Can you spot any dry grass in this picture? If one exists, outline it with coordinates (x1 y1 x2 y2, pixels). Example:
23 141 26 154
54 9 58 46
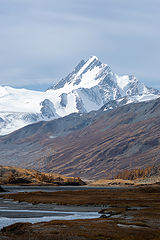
90 178 135 186
1 218 160 240
2 185 160 206
0 165 85 186
1 186 160 239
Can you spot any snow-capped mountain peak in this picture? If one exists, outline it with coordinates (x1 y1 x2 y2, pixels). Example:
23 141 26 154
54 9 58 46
50 56 112 98
51 55 108 92
0 56 159 135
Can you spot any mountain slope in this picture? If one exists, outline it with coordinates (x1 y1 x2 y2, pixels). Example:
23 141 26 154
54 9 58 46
0 97 160 180
0 56 159 135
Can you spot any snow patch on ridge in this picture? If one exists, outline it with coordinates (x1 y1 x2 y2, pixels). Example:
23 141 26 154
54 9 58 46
116 75 130 90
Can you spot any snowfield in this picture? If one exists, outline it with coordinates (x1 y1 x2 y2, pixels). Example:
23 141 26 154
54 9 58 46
0 56 159 135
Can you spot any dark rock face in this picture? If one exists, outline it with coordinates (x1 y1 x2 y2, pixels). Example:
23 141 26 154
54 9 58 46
40 99 57 119
75 96 86 113
0 118 4 123
0 118 5 128
99 214 108 218
81 87 102 105
22 113 39 122
148 164 160 178
60 93 67 107
53 60 86 90
8 178 32 184
0 186 6 192
1 222 32 234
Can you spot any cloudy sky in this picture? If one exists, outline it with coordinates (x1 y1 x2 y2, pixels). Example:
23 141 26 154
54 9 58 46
0 0 160 91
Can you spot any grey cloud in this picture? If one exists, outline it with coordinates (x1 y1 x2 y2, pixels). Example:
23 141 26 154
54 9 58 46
0 0 159 90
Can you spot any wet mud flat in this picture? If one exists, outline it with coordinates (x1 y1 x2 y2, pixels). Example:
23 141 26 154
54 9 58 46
0 185 160 240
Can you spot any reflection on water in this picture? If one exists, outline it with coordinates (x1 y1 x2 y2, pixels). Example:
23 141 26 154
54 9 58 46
0 186 103 229
0 210 99 230
1 185 116 194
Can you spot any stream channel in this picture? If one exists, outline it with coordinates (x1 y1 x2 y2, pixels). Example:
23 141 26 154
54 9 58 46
0 185 112 229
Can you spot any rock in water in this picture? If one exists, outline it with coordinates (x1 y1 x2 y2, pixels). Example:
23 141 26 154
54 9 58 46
0 186 6 192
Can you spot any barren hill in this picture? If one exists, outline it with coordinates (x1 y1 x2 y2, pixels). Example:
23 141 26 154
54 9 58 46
0 98 160 180
0 165 85 185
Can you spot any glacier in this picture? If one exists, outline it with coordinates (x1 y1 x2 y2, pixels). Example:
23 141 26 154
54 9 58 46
0 56 159 135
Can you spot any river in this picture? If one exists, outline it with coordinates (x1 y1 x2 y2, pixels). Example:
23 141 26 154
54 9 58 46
0 185 110 229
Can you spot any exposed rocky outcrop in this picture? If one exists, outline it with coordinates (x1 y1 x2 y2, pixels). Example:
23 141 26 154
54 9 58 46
40 99 59 119
0 186 5 192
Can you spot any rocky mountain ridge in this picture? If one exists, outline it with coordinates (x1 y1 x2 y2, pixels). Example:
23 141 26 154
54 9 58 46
0 56 159 135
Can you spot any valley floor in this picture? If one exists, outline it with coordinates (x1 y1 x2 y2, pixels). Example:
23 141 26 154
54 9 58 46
0 185 160 239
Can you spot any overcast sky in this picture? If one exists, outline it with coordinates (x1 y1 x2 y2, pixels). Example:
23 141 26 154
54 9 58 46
0 0 159 91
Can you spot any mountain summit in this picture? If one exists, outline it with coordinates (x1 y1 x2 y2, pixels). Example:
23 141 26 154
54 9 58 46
0 56 159 135
49 56 159 113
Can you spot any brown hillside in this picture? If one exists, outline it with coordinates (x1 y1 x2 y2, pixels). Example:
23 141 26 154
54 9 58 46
115 166 153 180
0 98 160 180
0 165 85 185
